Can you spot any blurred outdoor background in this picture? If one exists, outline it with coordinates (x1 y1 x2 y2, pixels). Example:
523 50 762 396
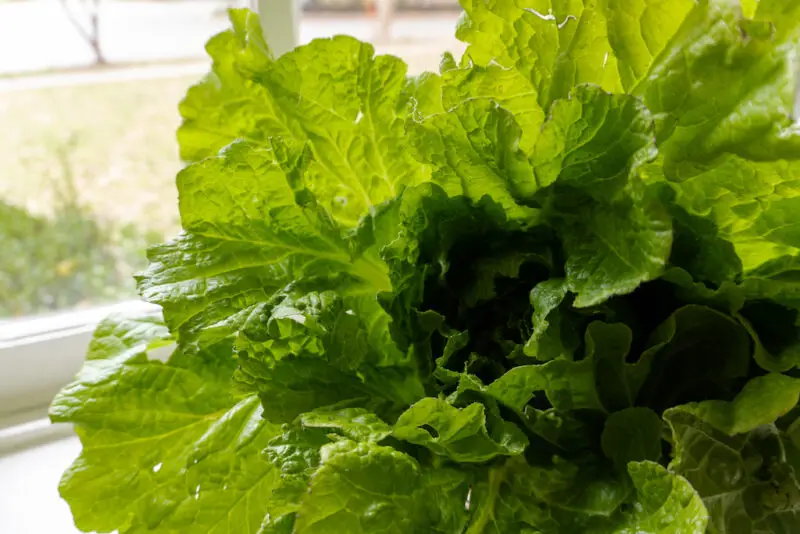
0 0 464 319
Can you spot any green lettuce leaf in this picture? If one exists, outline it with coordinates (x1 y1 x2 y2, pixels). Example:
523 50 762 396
476 321 650 415
617 461 708 534
292 440 469 533
50 314 280 534
53 4 800 533
666 376 800 533
456 0 695 105
179 11 428 227
178 9 293 163
233 289 423 423
393 398 527 462
262 36 428 226
524 278 577 361
601 408 663 471
437 58 546 152
465 457 706 533
635 1 800 273
668 374 800 436
138 141 392 347
409 99 539 221
637 305 751 412
532 85 670 307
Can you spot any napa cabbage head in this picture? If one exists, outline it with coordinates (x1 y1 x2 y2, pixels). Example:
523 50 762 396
51 2 800 533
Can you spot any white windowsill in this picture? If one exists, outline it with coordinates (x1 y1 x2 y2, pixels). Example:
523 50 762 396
0 300 159 455
0 301 170 534
0 433 84 534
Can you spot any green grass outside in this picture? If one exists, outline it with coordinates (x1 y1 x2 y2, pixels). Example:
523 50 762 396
0 74 197 234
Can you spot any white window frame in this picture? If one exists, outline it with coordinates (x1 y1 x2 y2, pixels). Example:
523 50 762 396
0 301 159 451
257 0 300 58
0 0 299 455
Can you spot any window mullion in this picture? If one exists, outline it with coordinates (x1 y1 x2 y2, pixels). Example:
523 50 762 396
257 0 300 58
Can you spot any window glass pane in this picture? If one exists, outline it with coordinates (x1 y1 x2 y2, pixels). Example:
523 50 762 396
0 1 231 319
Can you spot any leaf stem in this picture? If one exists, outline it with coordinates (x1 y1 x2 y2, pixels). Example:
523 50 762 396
465 464 507 534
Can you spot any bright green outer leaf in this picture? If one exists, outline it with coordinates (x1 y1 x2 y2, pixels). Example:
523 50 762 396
665 406 800 533
543 3 625 104
437 59 546 152
233 289 424 423
178 9 295 162
259 427 329 526
531 86 657 199
83 313 172 361
138 141 392 346
456 0 694 105
457 0 621 106
670 374 800 436
558 185 672 307
531 86 670 307
256 409 401 531
409 99 540 222
235 353 395 424
180 11 429 227
403 70 445 119
234 290 406 373
601 408 663 471
393 398 527 462
455 0 561 109
753 0 800 41
634 1 800 271
601 0 696 91
292 440 470 533
262 36 429 226
259 514 296 534
741 0 759 18
49 314 281 534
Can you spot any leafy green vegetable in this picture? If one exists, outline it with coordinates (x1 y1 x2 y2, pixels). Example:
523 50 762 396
665 378 800 534
52 2 800 533
393 398 528 462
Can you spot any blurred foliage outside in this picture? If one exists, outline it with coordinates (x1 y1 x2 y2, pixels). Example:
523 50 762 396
0 75 193 318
